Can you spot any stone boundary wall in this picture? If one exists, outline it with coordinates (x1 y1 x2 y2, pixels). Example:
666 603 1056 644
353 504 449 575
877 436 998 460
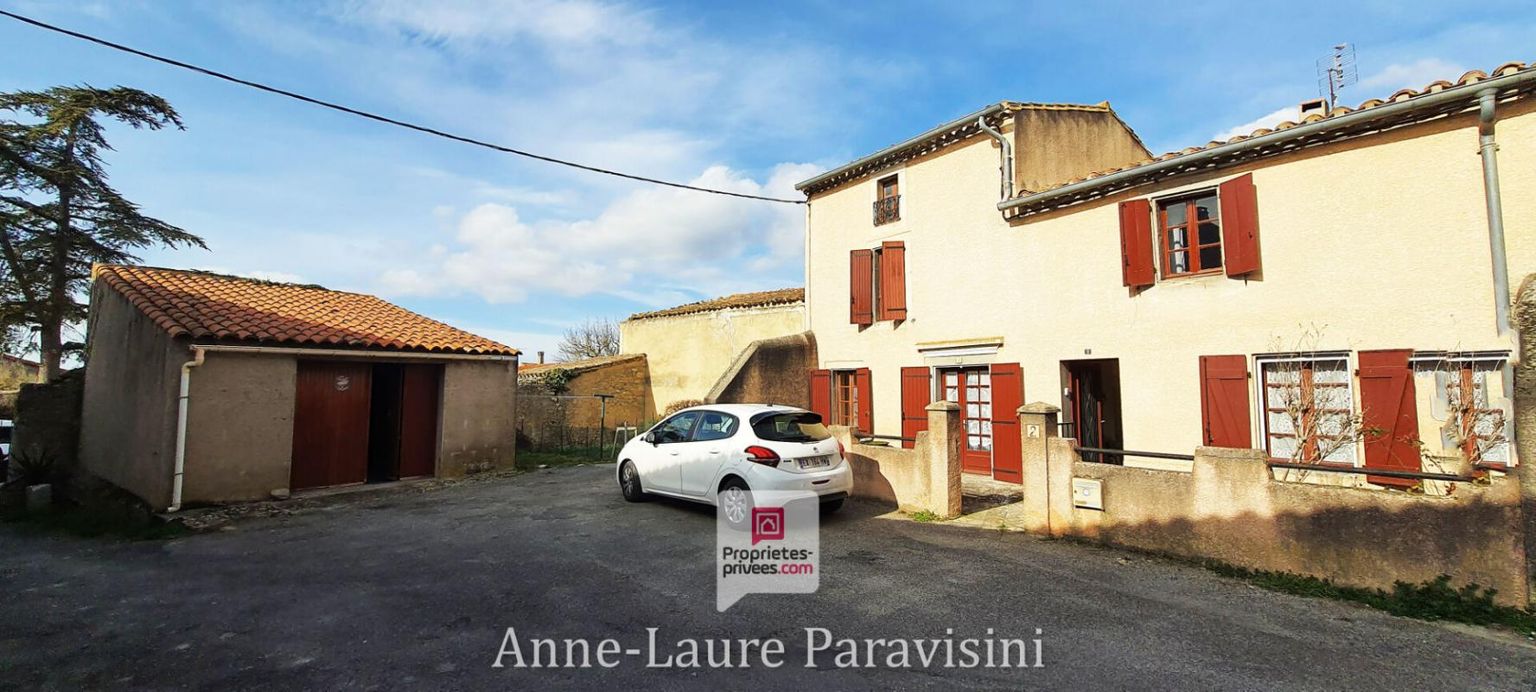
707 331 816 409
1018 405 1530 606
834 402 962 518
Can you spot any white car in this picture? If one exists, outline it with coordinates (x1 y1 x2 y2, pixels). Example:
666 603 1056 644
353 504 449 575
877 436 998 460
615 404 852 524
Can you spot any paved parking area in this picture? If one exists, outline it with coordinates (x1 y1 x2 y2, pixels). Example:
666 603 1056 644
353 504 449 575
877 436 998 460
2 464 1533 690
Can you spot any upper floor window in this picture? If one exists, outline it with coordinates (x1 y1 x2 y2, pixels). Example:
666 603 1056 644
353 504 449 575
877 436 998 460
874 175 900 225
849 241 907 325
1158 191 1222 277
1119 173 1260 289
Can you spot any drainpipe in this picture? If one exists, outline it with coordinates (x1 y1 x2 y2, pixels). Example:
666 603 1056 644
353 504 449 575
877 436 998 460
1477 88 1514 342
976 115 1014 201
168 346 205 513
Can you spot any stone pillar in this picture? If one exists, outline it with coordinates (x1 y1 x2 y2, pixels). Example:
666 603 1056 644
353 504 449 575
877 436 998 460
1513 274 1536 609
924 401 963 519
1018 402 1059 534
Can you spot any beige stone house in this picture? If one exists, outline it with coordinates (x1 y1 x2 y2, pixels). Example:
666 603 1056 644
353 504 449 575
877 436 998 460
78 265 519 511
798 63 1534 486
620 288 806 415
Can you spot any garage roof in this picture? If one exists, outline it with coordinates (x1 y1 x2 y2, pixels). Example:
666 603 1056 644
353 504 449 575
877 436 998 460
94 265 518 356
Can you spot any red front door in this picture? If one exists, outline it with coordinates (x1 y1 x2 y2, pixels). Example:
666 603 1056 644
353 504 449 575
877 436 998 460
940 367 993 474
291 361 372 490
397 364 442 479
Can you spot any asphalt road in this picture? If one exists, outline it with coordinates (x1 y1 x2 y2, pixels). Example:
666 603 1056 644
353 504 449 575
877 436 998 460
2 464 1533 690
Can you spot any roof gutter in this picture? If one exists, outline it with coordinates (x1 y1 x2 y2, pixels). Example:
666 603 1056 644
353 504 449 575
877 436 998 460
183 343 517 362
998 67 1536 214
796 102 1011 193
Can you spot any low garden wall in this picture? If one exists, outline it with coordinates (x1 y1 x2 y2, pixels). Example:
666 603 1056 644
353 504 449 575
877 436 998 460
1018 404 1530 606
833 402 962 518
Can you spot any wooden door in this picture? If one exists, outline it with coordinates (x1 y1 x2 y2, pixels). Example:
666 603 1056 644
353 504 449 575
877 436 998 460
397 364 442 478
941 367 993 475
291 361 372 490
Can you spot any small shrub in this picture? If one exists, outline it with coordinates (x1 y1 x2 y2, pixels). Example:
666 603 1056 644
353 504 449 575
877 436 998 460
909 510 940 523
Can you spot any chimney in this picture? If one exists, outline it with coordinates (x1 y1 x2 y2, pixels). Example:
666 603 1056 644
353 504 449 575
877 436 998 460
537 351 545 364
1299 97 1328 118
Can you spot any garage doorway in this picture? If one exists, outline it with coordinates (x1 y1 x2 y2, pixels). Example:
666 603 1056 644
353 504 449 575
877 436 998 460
1061 359 1123 464
291 361 442 491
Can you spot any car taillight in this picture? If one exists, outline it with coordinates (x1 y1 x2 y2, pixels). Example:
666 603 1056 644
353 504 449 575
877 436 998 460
836 439 845 459
744 445 780 466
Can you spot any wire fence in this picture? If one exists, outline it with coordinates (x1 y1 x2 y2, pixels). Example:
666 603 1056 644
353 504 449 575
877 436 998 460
516 422 652 461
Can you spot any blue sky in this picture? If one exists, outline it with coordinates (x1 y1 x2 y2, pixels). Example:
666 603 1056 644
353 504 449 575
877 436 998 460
2 1 1532 357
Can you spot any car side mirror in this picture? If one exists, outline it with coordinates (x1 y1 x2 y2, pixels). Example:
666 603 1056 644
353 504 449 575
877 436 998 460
643 432 657 445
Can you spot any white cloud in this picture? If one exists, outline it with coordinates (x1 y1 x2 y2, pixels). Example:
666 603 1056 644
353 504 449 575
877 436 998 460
336 0 653 48
1209 57 1469 143
1210 106 1299 142
378 162 820 305
1357 58 1466 93
457 325 563 359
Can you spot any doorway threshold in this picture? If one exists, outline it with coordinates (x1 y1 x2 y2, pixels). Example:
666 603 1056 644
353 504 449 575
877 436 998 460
961 473 1022 515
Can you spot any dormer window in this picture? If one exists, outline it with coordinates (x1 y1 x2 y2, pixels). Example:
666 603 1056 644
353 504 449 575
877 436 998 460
873 175 900 225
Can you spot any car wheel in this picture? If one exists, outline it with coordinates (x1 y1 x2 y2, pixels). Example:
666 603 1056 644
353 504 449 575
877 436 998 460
717 477 753 529
820 499 844 514
619 461 648 502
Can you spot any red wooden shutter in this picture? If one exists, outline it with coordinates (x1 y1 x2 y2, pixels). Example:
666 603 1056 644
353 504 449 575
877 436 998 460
808 369 832 423
850 249 874 325
899 366 931 449
853 368 873 434
1358 349 1421 486
878 241 907 321
1199 355 1252 448
990 363 1024 483
1219 173 1261 277
1118 199 1155 289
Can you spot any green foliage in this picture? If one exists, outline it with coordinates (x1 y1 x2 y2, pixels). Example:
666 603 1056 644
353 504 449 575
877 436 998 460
1202 562 1536 633
538 367 574 394
0 85 204 374
908 510 940 523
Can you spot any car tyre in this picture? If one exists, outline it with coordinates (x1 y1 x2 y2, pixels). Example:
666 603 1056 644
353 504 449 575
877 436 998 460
717 477 753 530
820 498 844 514
619 461 648 502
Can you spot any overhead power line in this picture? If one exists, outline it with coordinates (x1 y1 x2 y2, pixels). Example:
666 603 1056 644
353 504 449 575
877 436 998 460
0 9 805 205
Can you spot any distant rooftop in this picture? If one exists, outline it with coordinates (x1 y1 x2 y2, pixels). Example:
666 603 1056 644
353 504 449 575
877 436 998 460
626 288 804 321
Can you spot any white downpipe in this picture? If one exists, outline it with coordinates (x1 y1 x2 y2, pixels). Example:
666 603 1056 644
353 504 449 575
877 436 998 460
165 344 517 511
169 346 205 513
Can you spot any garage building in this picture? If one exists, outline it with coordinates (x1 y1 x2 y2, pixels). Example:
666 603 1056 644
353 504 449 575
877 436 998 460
77 265 520 511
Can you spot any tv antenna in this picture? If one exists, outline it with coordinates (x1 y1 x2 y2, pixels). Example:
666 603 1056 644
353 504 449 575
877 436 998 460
1316 43 1358 111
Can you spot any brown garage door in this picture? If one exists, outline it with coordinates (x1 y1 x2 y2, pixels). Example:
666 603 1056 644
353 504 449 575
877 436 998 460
291 361 373 490
397 364 441 479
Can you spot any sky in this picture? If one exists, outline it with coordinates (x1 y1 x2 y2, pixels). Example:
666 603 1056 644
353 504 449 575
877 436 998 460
1 1 1532 358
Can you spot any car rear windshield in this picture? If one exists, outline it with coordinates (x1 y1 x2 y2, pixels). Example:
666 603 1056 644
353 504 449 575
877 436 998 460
751 412 832 442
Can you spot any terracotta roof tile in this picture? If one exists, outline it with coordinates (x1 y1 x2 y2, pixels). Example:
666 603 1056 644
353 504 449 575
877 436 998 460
518 353 645 378
94 265 517 356
625 288 804 321
1012 60 1535 205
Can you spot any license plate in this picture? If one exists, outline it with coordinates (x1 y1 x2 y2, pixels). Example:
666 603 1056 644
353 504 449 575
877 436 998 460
798 455 832 469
